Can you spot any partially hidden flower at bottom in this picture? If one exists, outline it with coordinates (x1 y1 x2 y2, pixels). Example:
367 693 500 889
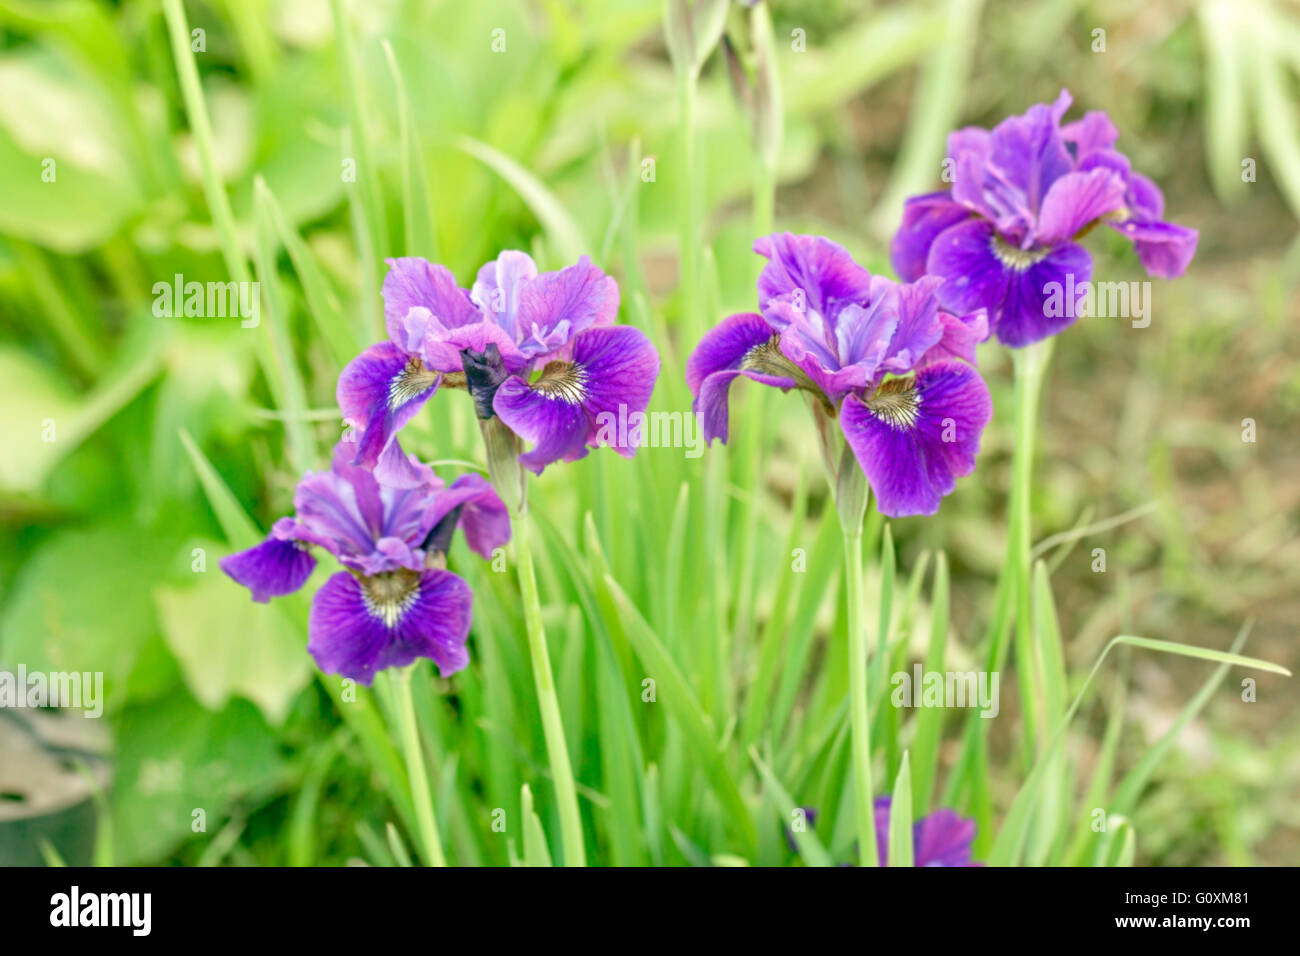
781 799 981 866
872 795 982 867
219 439 509 684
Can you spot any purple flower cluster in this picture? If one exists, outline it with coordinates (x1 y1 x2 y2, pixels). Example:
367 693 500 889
892 89 1198 347
687 233 994 517
339 252 659 483
226 252 661 683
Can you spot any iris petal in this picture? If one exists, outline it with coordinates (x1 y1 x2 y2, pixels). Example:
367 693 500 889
494 325 660 473
337 342 439 476
220 537 316 603
686 312 800 444
308 569 473 684
840 361 992 517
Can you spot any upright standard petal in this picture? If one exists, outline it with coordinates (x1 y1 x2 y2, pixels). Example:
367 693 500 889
841 361 993 517
220 536 316 603
514 256 620 360
307 569 473 684
685 312 799 445
986 89 1074 221
382 257 480 343
471 250 538 340
754 232 875 319
493 324 660 473
879 275 946 374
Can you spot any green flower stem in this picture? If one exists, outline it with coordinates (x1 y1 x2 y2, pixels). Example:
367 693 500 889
678 68 701 343
390 667 446 867
1009 339 1053 756
822 428 879 869
842 520 880 867
513 504 587 867
749 0 781 239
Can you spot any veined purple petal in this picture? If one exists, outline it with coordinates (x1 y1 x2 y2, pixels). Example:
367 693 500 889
493 324 660 473
950 90 1074 241
761 274 902 403
926 219 1012 322
220 536 315 603
337 342 438 473
996 242 1093 347
1109 217 1198 279
927 218 1093 347
1034 168 1127 244
307 569 473 684
879 275 945 374
754 232 875 320
291 449 384 560
470 250 538 340
987 88 1074 220
841 360 992 517
493 378 588 469
382 257 480 344
686 312 798 445
890 191 971 282
515 256 620 360
1075 147 1132 187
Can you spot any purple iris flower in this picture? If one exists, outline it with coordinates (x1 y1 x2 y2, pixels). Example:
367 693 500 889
891 89 1198 347
687 233 993 518
338 252 660 481
872 796 982 867
219 439 510 684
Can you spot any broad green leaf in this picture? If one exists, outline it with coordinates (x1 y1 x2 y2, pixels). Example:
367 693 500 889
0 342 162 492
0 523 171 701
154 541 312 726
110 694 283 864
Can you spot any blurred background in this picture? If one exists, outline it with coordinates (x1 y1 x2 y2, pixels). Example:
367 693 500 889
0 0 1297 866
